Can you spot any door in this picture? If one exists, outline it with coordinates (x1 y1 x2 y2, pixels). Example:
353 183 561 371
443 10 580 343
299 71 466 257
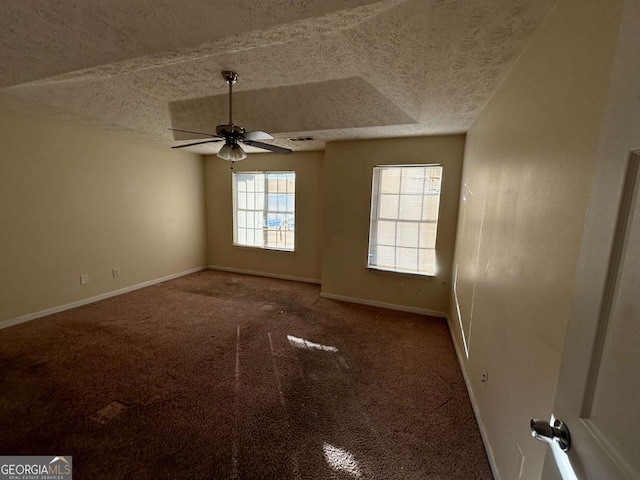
540 151 640 480
540 4 640 476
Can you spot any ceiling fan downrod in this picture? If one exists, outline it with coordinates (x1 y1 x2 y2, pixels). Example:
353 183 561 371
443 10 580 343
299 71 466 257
222 71 238 126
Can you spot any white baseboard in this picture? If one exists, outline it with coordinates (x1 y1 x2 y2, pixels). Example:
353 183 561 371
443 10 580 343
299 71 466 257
447 315 501 480
207 265 321 285
319 292 447 318
0 266 207 330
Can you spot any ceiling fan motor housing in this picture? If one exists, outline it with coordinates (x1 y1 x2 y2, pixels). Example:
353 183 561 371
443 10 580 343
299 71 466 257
216 124 245 140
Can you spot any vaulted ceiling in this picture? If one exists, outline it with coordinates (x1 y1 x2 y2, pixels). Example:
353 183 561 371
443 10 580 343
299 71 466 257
0 0 554 153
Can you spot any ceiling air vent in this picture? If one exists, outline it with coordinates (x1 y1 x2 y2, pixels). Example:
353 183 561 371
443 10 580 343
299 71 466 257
287 136 315 142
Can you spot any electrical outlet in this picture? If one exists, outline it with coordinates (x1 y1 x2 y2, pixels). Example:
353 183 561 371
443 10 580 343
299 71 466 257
112 268 120 278
481 370 489 386
80 274 89 285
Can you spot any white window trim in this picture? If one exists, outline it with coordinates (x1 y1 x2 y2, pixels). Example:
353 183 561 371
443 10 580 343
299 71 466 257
232 170 296 252
367 164 443 277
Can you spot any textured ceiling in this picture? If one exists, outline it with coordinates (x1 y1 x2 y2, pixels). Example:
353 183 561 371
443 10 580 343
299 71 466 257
0 0 554 154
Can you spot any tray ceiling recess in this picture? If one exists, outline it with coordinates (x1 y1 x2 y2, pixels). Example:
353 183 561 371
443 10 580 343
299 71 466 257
0 0 555 153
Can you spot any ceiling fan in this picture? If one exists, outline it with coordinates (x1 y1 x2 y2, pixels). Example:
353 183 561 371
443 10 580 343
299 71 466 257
170 71 292 161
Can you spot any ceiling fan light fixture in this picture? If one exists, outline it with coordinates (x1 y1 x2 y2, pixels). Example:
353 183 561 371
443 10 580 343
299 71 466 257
217 143 247 162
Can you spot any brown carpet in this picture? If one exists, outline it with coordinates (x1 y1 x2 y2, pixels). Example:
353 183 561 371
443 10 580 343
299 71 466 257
0 270 493 479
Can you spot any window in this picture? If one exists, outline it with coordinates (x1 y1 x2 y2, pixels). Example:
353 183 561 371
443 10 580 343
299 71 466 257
233 171 295 251
368 165 443 276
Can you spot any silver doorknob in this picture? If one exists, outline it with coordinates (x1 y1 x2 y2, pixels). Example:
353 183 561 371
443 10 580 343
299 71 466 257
530 418 571 452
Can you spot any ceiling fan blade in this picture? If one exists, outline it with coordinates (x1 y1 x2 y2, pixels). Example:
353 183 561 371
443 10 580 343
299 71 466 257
169 128 218 138
242 130 274 141
172 139 222 149
243 140 292 155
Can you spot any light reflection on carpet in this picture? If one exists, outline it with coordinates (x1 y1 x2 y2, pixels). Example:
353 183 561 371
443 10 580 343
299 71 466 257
287 335 338 353
323 442 362 478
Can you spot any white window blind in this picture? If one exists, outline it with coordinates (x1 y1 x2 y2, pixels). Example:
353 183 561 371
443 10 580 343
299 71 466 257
368 165 443 276
233 171 295 251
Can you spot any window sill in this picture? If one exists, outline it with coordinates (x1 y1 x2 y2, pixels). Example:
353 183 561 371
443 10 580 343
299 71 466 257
366 266 436 278
232 243 295 253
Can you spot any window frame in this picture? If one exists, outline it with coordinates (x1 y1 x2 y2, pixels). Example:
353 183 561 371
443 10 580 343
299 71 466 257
367 164 443 277
232 170 296 252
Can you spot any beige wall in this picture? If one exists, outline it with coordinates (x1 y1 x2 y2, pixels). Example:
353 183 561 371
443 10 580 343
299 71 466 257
205 151 324 282
449 0 624 478
0 107 207 324
321 135 464 315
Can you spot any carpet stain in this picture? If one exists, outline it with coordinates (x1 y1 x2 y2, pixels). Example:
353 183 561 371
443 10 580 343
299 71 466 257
91 401 129 425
